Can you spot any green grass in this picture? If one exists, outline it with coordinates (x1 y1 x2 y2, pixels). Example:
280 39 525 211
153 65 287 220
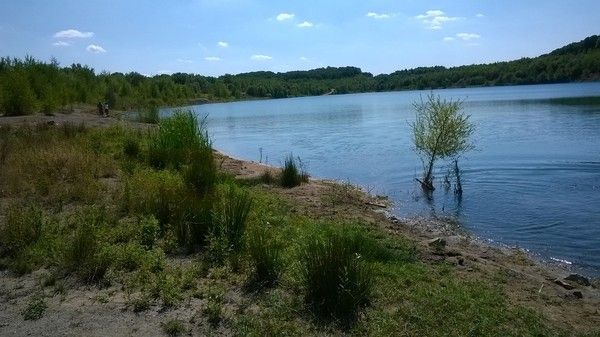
22 295 47 320
162 319 187 336
247 224 282 287
280 154 309 188
300 228 374 325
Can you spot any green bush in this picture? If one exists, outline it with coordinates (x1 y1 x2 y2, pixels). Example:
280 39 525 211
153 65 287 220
63 207 109 282
247 224 281 287
183 145 216 195
137 106 160 124
123 136 141 159
147 111 208 169
0 205 43 257
280 154 308 188
22 295 47 320
213 183 252 252
124 169 187 230
301 228 373 324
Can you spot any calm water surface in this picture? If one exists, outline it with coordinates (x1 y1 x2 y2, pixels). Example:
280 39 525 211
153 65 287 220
186 83 600 275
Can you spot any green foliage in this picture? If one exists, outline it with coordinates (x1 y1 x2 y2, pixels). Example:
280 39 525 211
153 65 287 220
137 106 160 124
300 228 374 324
0 205 43 257
162 319 187 336
63 207 110 282
148 111 206 169
247 224 282 287
0 36 598 116
183 145 217 195
213 183 253 253
22 295 47 320
1 69 37 116
280 154 308 188
123 136 141 159
411 94 475 189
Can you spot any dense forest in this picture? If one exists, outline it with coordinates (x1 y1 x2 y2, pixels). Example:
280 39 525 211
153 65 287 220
1 35 599 116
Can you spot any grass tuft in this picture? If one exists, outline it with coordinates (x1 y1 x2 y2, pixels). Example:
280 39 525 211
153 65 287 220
301 228 373 325
280 154 308 188
22 295 47 320
247 224 281 287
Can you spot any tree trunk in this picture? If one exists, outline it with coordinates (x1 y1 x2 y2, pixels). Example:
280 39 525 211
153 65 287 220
417 155 436 191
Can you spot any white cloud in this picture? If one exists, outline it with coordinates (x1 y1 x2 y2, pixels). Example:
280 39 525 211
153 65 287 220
366 12 392 20
205 56 221 62
443 37 455 42
299 56 308 61
415 10 459 30
456 32 481 41
276 13 294 21
86 44 106 53
52 41 71 47
217 41 228 48
297 21 313 28
177 58 193 64
251 54 272 61
156 70 172 75
53 29 94 39
476 13 485 18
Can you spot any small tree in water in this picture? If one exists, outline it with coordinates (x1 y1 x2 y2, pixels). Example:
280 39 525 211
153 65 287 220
411 94 474 191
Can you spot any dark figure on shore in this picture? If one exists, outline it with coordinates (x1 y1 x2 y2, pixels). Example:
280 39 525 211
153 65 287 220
103 102 109 117
97 102 103 116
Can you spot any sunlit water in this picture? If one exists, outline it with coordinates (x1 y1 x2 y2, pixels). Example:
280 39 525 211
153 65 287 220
182 83 600 275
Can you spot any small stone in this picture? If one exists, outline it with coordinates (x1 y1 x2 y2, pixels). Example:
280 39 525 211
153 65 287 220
572 291 583 299
565 274 591 286
554 279 575 290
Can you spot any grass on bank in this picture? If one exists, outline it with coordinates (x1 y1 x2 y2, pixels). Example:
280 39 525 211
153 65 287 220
0 112 594 336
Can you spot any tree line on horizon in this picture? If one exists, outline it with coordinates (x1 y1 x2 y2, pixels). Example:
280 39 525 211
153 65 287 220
0 35 599 116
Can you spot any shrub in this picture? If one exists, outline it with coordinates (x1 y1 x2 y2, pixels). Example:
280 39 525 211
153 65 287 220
213 183 252 252
300 229 373 324
137 106 160 124
147 111 208 169
183 145 217 195
124 169 187 230
22 295 47 320
63 207 109 282
162 319 187 336
280 154 308 188
123 136 141 159
247 224 281 287
0 205 44 257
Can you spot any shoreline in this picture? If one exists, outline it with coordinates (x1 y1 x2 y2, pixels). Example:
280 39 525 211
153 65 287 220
1 111 598 334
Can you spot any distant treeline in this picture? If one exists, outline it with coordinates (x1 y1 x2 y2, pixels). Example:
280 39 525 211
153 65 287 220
1 35 599 116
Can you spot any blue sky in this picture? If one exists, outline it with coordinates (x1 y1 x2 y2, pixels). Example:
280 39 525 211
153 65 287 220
1 0 599 76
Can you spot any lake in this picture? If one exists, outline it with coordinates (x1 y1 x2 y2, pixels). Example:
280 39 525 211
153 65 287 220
185 83 600 275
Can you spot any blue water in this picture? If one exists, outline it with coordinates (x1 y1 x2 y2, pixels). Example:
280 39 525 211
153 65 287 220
186 83 600 275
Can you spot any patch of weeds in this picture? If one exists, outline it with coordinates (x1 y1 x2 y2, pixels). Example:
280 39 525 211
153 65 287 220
130 294 152 313
63 207 110 282
280 154 309 188
300 227 373 326
0 204 44 257
183 145 216 195
213 183 252 253
123 136 141 159
162 319 187 336
203 286 225 328
147 110 207 169
247 224 282 288
22 295 47 320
